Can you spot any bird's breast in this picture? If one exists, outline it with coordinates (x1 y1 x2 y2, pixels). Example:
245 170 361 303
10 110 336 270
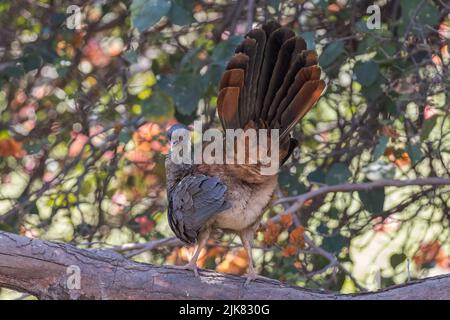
211 176 277 231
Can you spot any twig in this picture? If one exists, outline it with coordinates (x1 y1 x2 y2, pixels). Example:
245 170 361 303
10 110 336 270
276 177 450 214
117 237 183 258
246 0 255 32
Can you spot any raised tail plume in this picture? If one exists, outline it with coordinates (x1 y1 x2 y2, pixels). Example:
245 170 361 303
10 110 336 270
217 22 326 163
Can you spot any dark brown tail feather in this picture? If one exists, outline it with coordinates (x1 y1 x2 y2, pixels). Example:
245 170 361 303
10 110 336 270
217 22 326 159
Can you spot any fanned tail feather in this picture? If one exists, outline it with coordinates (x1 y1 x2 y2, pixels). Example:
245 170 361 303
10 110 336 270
217 22 326 163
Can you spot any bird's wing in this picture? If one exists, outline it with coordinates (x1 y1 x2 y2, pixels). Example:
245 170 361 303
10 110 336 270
218 21 326 165
168 174 231 244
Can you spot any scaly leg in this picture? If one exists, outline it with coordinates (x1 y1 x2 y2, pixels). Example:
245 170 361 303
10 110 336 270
171 230 209 277
240 228 266 286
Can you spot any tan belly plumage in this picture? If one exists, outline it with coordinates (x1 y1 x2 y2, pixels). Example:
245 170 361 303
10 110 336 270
211 176 277 231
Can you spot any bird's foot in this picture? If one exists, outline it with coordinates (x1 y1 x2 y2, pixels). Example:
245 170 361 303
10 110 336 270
169 262 199 277
243 271 268 287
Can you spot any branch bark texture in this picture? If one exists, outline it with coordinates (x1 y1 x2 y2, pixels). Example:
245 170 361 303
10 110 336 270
0 232 449 300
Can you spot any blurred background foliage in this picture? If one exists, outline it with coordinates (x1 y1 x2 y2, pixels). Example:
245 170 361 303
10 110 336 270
0 0 449 299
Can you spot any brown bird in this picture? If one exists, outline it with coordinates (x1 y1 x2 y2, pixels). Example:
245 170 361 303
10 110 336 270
165 22 326 284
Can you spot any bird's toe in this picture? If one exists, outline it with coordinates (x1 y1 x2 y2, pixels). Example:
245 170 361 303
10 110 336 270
169 263 200 277
243 272 270 287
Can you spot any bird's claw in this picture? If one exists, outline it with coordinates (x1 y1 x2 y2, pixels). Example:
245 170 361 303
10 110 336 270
170 263 199 278
243 271 266 287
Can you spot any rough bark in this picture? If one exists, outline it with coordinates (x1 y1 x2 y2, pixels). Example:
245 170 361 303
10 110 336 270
0 231 449 300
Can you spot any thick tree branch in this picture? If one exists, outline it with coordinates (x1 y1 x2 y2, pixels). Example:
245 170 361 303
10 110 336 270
1 232 449 300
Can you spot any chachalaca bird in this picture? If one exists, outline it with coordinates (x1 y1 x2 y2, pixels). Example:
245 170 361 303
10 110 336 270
165 21 326 284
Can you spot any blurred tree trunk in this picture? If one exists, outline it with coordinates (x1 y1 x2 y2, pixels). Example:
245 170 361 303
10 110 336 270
1 231 449 300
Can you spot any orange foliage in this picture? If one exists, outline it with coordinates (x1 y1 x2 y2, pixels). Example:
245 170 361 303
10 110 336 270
124 122 168 169
19 225 38 238
263 220 282 245
413 241 450 269
385 147 411 168
441 45 450 59
132 122 168 154
289 226 305 248
280 226 306 257
438 22 449 41
197 242 226 267
135 216 155 235
424 105 438 120
216 248 249 275
381 126 400 139
83 38 111 68
372 216 400 233
432 54 442 66
327 3 341 13
68 133 89 158
0 138 25 158
165 240 225 269
282 244 298 257
280 213 293 228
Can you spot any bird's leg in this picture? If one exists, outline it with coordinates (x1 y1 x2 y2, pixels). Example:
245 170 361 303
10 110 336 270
240 228 265 286
171 231 209 277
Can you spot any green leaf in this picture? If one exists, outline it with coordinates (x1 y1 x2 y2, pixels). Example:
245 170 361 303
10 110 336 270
175 74 204 115
361 76 386 100
357 35 377 55
307 168 326 184
420 115 438 141
373 136 388 160
168 0 193 25
268 0 280 11
278 170 307 196
329 207 341 220
203 63 223 89
319 40 344 68
160 72 204 115
123 51 138 63
0 222 14 232
22 54 43 72
400 0 440 35
80 179 94 197
24 139 46 154
130 0 171 32
390 253 406 269
322 233 347 253
180 48 203 70
406 143 422 165
119 131 131 143
355 20 376 34
0 64 25 79
142 90 174 120
354 61 379 86
28 202 40 215
325 163 351 185
50 12 66 27
317 222 329 235
301 31 316 50
211 36 243 67
358 187 385 215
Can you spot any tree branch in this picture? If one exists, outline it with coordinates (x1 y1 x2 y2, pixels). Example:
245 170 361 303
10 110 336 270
1 232 449 300
276 177 450 213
